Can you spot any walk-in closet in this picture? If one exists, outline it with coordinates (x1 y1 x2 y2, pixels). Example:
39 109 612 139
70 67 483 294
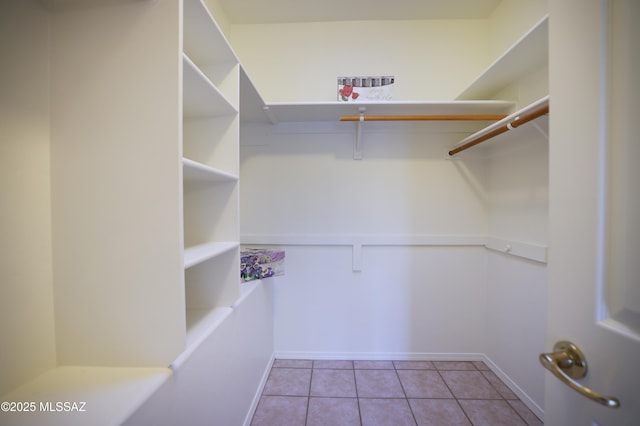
2 0 639 425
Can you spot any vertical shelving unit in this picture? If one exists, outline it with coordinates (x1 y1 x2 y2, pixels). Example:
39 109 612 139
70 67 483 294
49 0 185 367
182 0 241 338
2 2 263 421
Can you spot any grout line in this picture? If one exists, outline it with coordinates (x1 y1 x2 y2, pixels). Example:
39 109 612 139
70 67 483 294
480 369 509 399
259 359 534 425
394 361 419 426
352 368 363 426
304 368 313 426
435 367 475 425
505 399 533 425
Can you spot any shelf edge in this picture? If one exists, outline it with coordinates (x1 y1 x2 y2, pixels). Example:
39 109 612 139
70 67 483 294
456 15 549 101
182 157 239 183
184 241 239 269
183 53 238 118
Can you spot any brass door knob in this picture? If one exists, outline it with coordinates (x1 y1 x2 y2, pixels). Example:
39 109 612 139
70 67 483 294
540 341 620 408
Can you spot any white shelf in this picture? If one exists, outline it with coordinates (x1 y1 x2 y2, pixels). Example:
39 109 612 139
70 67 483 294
184 241 239 269
240 66 268 123
175 307 234 368
183 158 238 183
233 280 263 309
183 0 237 67
260 100 515 124
181 0 240 322
0 366 170 426
183 54 237 118
457 16 548 100
485 236 547 264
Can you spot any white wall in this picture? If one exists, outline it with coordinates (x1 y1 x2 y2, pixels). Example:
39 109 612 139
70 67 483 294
241 124 487 236
482 126 549 413
485 125 548 243
0 0 56 396
485 252 547 410
240 123 490 357
230 19 489 102
239 117 549 416
487 0 549 64
227 1 549 103
480 60 548 413
271 245 487 358
240 115 548 413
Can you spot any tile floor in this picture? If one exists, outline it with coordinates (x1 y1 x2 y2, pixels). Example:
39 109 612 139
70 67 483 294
251 359 543 426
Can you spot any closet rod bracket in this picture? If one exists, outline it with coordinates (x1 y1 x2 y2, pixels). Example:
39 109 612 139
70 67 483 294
354 107 365 160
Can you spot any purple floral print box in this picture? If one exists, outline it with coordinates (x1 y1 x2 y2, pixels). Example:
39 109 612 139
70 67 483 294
241 247 285 282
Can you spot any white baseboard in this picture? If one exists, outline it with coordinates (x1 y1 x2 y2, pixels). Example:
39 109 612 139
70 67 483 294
481 354 545 422
274 351 485 362
243 353 276 426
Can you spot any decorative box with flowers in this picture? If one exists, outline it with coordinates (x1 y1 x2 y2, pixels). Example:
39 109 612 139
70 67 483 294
241 247 285 282
338 76 394 102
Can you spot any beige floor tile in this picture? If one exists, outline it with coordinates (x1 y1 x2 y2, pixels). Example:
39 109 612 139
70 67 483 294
355 369 405 398
359 398 416 426
262 367 311 396
507 400 544 425
354 360 394 369
397 370 453 398
409 399 471 426
273 359 313 369
458 400 527 426
251 396 308 426
440 371 502 399
255 359 538 425
481 370 518 399
393 360 436 370
313 359 354 369
306 397 360 426
310 368 357 397
472 361 490 371
433 361 477 371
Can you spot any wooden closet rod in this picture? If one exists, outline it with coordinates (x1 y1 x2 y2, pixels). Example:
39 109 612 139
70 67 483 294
339 114 507 122
448 104 549 156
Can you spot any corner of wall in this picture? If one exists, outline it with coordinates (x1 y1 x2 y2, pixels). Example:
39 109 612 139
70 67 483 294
0 0 57 397
487 0 549 64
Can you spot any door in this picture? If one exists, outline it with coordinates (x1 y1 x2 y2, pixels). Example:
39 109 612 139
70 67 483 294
547 0 640 424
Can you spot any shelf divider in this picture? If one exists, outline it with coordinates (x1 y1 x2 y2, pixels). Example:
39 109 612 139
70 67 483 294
184 241 239 269
183 158 238 183
183 54 237 118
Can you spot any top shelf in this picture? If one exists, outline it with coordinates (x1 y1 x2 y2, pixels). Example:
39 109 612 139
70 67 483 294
239 17 547 125
457 15 548 100
183 0 237 67
259 100 515 124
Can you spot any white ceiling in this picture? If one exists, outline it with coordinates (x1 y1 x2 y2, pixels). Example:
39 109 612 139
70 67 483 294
218 0 503 24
